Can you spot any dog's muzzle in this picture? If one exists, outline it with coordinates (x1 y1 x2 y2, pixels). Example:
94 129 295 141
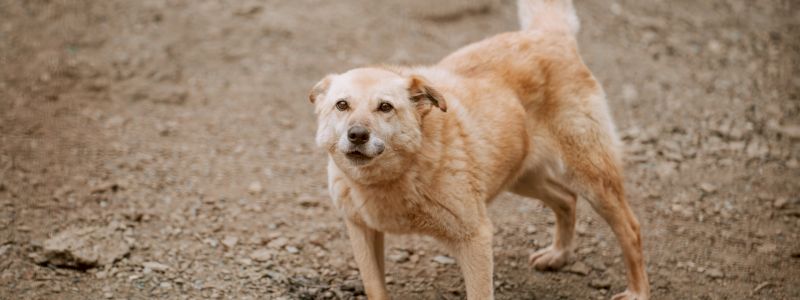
340 125 385 165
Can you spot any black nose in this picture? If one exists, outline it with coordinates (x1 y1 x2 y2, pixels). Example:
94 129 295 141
347 126 370 145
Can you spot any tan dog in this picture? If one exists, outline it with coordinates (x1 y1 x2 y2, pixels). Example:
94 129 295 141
309 0 650 299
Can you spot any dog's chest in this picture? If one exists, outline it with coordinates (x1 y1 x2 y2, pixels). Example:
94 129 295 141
333 187 462 236
339 193 421 233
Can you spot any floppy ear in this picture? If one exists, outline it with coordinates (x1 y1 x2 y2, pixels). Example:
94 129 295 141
309 75 334 104
408 75 447 114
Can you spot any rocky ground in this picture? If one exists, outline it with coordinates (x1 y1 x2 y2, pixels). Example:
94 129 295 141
1 0 798 299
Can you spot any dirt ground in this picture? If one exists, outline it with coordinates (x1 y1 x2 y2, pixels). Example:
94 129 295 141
1 0 798 299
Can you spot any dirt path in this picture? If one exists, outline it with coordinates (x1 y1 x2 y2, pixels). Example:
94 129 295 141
1 0 798 299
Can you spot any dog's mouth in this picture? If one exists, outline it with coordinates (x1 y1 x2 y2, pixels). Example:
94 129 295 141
345 150 374 165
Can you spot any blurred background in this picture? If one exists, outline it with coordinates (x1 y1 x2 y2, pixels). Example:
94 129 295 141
0 0 797 299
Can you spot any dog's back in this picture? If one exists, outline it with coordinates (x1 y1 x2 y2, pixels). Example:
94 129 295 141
436 0 618 177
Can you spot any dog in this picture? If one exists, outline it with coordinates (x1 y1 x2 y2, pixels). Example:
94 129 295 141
309 0 650 299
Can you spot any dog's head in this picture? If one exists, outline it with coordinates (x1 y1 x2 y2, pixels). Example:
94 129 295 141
309 67 446 183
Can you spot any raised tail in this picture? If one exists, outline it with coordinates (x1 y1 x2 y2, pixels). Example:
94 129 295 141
517 0 580 35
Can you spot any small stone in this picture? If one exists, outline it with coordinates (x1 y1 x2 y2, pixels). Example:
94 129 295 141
36 225 130 269
656 161 677 178
250 249 273 262
756 243 777 254
589 277 612 289
409 254 420 263
104 292 113 299
788 159 799 168
778 124 800 139
222 236 239 249
160 282 172 289
610 3 622 16
621 84 638 101
248 181 263 194
706 268 723 279
699 183 717 194
707 40 723 54
773 198 788 209
286 246 299 254
525 225 537 234
267 237 288 249
566 261 591 276
298 194 319 207
236 258 253 266
584 257 606 271
341 279 365 295
432 255 456 265
388 250 410 263
264 270 285 281
203 238 218 248
576 223 588 236
142 261 170 272
577 246 595 255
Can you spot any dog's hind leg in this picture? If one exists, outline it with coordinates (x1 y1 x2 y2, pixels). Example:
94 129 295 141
552 111 651 300
511 166 578 271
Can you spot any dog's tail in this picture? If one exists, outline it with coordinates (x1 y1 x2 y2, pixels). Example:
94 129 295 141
517 0 580 35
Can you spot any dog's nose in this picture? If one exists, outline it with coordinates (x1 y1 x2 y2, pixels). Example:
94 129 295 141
347 126 370 145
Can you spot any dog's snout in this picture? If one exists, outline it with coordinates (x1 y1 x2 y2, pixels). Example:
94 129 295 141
347 126 370 145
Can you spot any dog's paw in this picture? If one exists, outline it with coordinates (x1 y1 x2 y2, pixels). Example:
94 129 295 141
611 290 648 300
528 246 570 271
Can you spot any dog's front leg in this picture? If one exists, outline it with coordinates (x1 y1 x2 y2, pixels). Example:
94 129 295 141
345 219 388 300
448 223 494 300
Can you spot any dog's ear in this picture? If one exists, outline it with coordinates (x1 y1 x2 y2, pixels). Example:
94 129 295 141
309 75 334 104
408 75 447 114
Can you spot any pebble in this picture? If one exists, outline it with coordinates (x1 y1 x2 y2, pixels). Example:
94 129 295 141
432 255 456 265
566 261 591 276
621 84 638 101
268 237 289 249
222 236 239 249
297 194 319 207
341 279 365 295
707 39 722 54
756 243 777 254
778 124 800 139
236 258 253 266
773 197 788 209
589 277 612 289
388 250 410 263
706 268 724 279
788 159 799 168
584 257 606 272
699 183 717 194
286 246 299 254
248 181 263 194
610 3 622 16
250 249 273 262
142 261 170 272
34 225 131 268
95 271 107 279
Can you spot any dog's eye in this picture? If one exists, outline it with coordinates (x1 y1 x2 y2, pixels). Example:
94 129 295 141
378 102 393 113
335 100 349 111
